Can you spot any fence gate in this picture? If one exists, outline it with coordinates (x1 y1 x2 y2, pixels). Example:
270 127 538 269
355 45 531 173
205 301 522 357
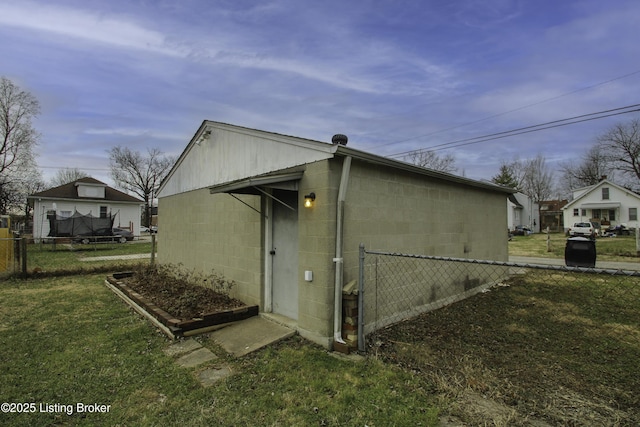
0 216 13 272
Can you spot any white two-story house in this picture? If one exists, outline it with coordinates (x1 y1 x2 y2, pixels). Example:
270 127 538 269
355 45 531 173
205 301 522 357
562 178 640 233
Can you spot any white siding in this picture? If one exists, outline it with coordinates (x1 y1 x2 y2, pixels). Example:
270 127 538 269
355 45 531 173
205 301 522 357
159 123 336 198
32 198 142 239
563 181 640 230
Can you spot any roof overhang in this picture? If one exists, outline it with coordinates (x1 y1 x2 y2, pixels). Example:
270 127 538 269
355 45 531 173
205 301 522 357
332 145 515 194
580 202 621 209
208 170 304 195
508 194 524 208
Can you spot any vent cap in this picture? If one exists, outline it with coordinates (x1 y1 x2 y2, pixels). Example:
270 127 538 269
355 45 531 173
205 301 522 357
331 134 348 146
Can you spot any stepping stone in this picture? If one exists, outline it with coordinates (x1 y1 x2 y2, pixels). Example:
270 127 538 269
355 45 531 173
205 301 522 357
197 366 232 387
163 338 202 357
210 316 295 357
176 347 217 368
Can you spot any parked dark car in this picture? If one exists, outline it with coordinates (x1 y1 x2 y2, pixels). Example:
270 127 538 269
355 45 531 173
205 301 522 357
512 225 532 236
74 228 133 244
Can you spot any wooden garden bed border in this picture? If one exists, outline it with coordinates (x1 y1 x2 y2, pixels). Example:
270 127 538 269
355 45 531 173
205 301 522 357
105 272 259 338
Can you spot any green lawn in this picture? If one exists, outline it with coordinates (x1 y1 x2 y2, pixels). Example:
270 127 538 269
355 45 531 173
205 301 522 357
0 275 440 426
2 234 638 425
24 241 154 273
509 232 640 262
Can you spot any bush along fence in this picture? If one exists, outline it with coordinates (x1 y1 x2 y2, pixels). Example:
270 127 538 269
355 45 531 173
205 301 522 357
355 243 640 352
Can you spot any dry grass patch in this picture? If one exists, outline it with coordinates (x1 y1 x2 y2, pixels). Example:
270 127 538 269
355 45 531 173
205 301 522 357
370 270 640 425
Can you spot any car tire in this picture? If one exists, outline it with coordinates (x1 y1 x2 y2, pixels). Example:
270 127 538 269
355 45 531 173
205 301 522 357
81 238 90 245
118 236 127 244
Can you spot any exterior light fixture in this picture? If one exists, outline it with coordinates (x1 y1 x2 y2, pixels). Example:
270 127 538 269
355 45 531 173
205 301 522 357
196 130 211 145
304 192 316 208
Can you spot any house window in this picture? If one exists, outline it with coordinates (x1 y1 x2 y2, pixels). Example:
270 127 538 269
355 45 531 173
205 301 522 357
581 209 587 216
602 187 609 200
592 209 601 220
59 210 72 218
630 208 638 221
573 208 579 216
608 209 616 221
100 206 108 219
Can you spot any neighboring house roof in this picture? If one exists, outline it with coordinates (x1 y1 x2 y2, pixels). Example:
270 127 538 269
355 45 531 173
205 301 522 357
539 200 568 211
28 177 143 203
563 179 640 210
159 120 515 197
507 194 523 208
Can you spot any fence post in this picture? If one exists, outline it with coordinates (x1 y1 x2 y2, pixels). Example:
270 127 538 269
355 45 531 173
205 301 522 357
357 243 365 352
150 234 156 266
21 238 27 277
546 226 551 252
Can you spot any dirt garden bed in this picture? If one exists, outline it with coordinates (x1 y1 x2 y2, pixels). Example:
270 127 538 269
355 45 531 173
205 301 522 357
105 265 258 338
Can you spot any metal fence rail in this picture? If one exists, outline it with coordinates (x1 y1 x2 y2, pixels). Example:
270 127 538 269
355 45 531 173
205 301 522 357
356 244 640 352
0 236 156 278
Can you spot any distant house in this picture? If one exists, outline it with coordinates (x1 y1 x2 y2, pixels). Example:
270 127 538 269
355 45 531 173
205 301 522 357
28 177 144 240
156 121 514 349
507 192 539 232
539 199 568 232
562 178 640 232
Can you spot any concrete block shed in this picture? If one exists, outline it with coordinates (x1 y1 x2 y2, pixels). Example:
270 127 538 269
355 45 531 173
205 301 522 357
157 121 512 348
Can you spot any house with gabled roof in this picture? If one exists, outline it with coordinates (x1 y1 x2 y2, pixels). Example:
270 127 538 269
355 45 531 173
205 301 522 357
28 177 144 241
157 121 514 349
507 192 539 232
562 178 640 232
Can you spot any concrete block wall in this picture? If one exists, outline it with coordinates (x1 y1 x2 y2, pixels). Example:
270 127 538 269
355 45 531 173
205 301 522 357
342 159 509 284
296 159 341 344
157 188 263 307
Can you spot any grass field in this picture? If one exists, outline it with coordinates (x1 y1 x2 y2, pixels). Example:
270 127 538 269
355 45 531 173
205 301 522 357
373 269 640 425
0 275 440 426
509 232 640 262
1 234 638 425
23 241 154 274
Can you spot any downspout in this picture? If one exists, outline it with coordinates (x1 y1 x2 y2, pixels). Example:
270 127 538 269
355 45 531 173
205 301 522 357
333 155 352 344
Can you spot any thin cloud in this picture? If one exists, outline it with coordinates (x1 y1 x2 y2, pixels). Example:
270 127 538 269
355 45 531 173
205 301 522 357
0 2 184 57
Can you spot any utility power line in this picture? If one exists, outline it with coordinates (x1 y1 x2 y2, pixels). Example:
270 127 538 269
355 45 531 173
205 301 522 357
387 104 640 159
370 68 640 149
38 165 110 171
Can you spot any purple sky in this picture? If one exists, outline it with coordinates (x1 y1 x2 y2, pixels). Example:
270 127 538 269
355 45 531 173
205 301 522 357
1 0 639 186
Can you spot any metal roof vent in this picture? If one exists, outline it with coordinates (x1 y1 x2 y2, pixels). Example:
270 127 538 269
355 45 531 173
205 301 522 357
331 134 348 146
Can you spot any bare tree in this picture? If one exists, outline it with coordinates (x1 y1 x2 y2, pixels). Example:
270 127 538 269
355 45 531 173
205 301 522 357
597 119 640 188
0 155 44 220
560 145 613 190
109 146 175 228
19 166 46 226
404 150 457 174
520 155 554 203
520 155 554 232
0 77 40 214
49 168 89 187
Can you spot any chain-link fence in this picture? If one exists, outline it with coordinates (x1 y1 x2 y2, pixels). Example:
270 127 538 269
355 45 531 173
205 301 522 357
355 244 640 352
